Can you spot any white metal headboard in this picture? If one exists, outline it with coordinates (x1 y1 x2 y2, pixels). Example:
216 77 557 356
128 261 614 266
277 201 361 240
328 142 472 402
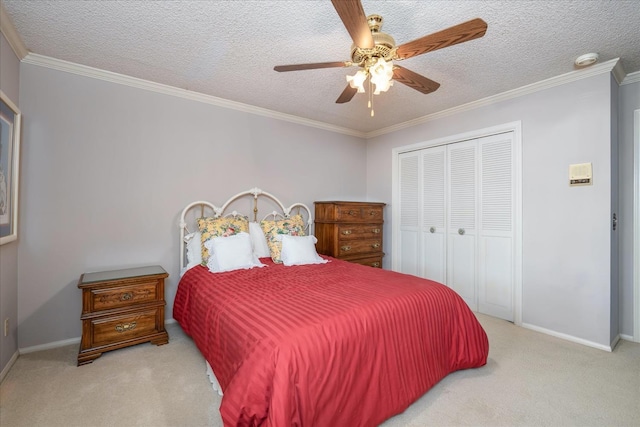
178 187 313 272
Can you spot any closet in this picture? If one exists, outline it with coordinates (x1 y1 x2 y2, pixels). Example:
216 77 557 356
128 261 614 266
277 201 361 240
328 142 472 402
397 131 516 321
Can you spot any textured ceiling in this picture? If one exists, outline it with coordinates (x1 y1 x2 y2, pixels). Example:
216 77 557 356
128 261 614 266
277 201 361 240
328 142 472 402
3 0 640 134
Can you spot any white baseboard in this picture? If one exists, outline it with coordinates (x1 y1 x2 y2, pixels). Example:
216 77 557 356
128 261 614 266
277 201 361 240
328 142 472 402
619 333 634 342
521 323 614 352
18 318 178 354
19 337 81 355
610 334 621 351
0 350 19 383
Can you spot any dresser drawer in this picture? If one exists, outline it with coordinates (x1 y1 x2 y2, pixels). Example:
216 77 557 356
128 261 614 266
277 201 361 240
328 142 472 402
338 224 383 240
338 239 382 257
348 256 383 268
336 205 384 222
90 281 158 312
90 309 160 348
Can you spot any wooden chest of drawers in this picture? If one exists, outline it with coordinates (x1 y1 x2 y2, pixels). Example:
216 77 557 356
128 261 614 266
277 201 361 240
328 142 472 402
77 265 169 366
314 201 386 268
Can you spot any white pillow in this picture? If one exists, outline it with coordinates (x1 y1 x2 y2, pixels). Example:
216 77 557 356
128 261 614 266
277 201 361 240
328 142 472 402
280 235 328 266
204 232 265 273
184 231 203 270
249 221 271 258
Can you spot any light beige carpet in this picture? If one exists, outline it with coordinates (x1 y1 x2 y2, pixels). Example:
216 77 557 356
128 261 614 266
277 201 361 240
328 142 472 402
1 314 639 427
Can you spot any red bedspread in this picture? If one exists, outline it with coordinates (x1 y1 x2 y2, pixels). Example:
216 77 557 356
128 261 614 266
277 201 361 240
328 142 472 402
173 257 488 427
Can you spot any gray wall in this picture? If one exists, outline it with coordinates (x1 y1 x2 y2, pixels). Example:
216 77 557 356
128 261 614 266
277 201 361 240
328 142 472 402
16 63 367 349
618 79 640 337
9 56 639 353
0 32 20 374
366 73 621 347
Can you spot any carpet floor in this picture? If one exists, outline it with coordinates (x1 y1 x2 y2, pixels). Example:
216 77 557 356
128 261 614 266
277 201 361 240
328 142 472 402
1 314 638 427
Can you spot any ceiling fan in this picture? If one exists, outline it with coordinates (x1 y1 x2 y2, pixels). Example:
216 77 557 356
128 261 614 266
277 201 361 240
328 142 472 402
274 0 488 113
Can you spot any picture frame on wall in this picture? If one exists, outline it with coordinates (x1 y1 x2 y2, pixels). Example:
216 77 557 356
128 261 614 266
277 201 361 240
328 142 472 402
0 90 22 245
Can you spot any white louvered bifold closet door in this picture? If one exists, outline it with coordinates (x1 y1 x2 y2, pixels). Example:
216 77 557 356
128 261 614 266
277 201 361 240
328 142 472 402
478 133 514 321
399 148 447 283
398 152 420 276
421 147 447 284
447 140 478 310
397 131 516 321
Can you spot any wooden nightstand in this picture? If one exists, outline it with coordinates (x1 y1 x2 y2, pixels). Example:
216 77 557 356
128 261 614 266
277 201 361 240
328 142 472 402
77 265 169 366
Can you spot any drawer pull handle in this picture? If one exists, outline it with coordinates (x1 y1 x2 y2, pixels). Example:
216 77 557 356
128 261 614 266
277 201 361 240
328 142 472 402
115 321 137 333
372 228 380 234
341 245 352 251
372 243 380 249
372 262 380 268
341 230 352 235
347 210 357 216
369 211 377 216
120 292 133 301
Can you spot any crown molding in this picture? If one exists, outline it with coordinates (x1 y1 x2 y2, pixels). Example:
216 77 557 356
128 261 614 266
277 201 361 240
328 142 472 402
18 51 631 140
622 70 640 85
366 58 624 139
0 1 28 59
611 59 627 85
21 53 367 138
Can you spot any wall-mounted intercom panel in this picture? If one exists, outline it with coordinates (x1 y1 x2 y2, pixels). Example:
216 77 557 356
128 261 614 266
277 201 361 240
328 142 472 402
569 162 592 186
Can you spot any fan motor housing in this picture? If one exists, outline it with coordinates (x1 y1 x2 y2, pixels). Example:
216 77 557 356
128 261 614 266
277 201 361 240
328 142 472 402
350 15 396 65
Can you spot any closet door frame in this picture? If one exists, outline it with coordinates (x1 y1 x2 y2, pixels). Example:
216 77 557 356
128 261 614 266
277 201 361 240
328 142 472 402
391 121 523 326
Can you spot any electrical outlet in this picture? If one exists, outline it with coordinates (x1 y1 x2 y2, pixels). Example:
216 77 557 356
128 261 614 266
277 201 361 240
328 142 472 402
3 318 8 337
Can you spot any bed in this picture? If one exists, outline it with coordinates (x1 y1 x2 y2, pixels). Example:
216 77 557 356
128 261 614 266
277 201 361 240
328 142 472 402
173 188 489 427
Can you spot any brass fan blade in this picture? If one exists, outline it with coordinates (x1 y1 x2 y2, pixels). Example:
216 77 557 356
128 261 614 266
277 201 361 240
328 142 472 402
336 84 358 104
396 18 488 59
274 61 350 72
331 0 374 49
392 65 441 94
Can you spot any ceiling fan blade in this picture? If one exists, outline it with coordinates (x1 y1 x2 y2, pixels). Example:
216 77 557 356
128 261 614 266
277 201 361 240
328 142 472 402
392 65 441 94
336 84 358 104
331 0 374 49
274 61 351 72
395 18 488 59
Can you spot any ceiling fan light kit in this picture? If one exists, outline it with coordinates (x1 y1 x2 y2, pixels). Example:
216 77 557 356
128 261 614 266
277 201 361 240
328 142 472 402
369 57 394 94
346 69 368 93
274 0 488 115
348 57 394 92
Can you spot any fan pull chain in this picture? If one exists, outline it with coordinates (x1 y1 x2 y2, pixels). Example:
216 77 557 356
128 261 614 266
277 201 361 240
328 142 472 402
368 77 374 117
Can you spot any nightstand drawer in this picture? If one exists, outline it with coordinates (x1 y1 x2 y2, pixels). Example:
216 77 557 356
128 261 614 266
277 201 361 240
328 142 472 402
91 281 158 312
338 239 382 257
91 309 160 347
338 224 383 240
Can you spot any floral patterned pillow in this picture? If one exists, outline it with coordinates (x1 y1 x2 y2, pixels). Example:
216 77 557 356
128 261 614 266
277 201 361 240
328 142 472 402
260 215 306 263
197 215 249 265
